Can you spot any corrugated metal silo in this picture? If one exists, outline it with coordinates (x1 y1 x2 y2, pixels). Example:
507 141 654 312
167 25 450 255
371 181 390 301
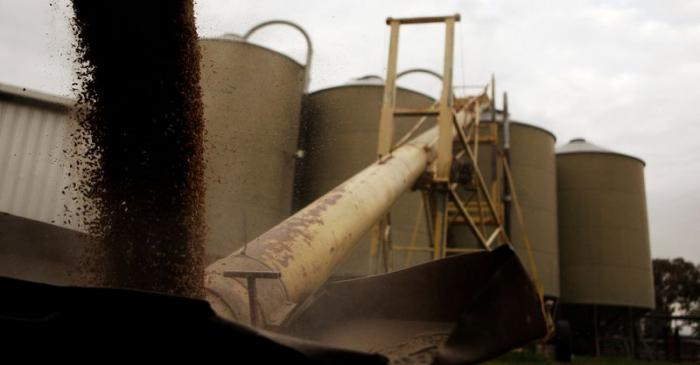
199 35 306 263
504 120 559 298
297 77 435 277
557 138 654 308
449 112 560 298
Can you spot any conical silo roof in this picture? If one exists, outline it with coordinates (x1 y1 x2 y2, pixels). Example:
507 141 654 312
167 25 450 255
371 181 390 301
556 138 645 165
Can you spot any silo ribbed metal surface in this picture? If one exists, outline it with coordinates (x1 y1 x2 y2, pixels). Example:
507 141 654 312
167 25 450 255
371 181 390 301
507 121 559 298
557 139 654 308
297 82 435 277
199 38 305 263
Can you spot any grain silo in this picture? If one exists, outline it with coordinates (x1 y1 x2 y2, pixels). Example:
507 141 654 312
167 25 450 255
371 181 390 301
449 110 560 298
296 76 436 277
556 138 654 355
199 22 311 263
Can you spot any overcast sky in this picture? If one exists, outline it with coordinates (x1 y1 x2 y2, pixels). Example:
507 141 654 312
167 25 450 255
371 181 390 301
1 0 698 263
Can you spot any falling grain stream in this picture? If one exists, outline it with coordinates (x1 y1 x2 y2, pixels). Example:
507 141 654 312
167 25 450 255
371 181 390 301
70 0 205 297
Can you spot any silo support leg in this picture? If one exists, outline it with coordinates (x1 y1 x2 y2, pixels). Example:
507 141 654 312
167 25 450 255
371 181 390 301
431 191 449 260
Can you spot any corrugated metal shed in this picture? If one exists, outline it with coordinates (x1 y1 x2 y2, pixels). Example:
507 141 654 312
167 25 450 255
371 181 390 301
0 82 76 230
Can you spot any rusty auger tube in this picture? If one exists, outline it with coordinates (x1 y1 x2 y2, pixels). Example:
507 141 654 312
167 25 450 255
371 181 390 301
204 113 464 325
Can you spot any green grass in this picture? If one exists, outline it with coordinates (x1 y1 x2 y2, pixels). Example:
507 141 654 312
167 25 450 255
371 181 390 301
483 352 676 365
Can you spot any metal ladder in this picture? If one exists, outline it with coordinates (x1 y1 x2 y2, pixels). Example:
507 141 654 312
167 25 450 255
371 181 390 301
446 77 510 254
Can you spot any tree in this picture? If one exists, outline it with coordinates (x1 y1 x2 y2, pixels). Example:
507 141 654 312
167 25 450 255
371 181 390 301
652 258 700 337
653 258 700 315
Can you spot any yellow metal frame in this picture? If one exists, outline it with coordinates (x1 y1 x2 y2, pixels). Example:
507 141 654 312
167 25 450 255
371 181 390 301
368 14 553 338
371 14 515 272
371 14 460 273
